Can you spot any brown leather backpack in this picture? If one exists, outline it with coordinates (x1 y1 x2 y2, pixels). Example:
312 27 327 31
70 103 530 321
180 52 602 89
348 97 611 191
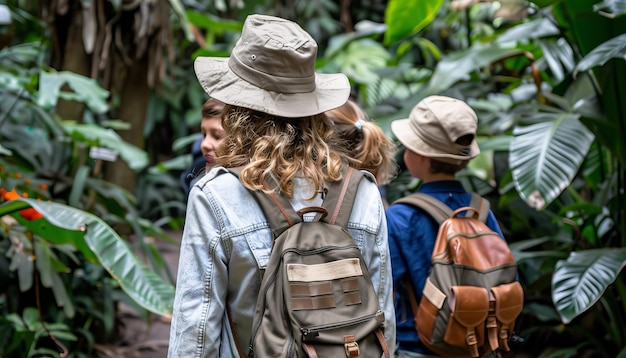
235 166 390 358
394 193 523 357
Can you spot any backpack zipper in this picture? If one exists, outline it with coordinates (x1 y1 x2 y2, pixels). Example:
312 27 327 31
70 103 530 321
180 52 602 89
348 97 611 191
300 310 383 341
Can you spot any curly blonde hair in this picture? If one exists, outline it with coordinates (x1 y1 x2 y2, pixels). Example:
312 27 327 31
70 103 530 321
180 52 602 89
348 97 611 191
216 105 348 199
326 100 397 185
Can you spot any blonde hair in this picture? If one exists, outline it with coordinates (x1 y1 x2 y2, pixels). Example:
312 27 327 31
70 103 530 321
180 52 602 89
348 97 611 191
326 100 397 184
216 105 347 199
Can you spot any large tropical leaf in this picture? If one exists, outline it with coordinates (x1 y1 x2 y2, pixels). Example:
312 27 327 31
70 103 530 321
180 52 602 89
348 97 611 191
427 45 525 94
384 0 444 44
510 112 594 209
37 71 109 114
552 248 626 324
330 38 390 84
574 33 626 75
0 198 175 317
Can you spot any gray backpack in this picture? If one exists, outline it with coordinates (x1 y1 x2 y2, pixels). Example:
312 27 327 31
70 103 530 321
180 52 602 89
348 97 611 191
234 166 390 358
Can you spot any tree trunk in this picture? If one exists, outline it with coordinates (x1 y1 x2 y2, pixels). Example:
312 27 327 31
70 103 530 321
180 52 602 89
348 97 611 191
103 61 149 194
55 3 89 121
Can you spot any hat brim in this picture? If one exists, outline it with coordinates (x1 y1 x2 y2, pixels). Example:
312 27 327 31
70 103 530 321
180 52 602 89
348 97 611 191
391 118 479 163
194 57 350 118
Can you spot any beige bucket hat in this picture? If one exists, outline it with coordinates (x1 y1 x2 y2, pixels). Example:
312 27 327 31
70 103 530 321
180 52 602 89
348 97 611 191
391 95 480 164
193 14 350 118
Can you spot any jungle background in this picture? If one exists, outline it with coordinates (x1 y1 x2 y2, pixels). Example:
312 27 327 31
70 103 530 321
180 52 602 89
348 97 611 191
1 0 625 357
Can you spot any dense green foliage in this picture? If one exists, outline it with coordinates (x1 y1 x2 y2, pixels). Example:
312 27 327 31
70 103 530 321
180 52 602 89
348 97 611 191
0 0 625 357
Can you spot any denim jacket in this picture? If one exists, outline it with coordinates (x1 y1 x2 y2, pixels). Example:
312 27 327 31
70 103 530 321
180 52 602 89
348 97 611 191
168 167 396 357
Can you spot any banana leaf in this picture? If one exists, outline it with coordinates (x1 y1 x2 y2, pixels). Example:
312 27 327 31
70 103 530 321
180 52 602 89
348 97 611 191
0 198 175 317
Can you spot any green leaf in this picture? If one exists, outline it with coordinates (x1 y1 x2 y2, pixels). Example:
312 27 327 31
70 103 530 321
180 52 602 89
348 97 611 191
528 0 561 7
186 10 243 32
69 165 90 207
510 112 594 209
574 33 626 75
384 0 444 44
428 45 525 94
63 123 149 171
37 71 110 114
552 248 626 324
331 38 390 84
7 231 34 292
22 307 40 327
323 20 387 61
34 242 75 318
0 198 175 317
0 143 11 155
168 0 194 41
593 0 626 17
495 17 560 43
1 200 100 263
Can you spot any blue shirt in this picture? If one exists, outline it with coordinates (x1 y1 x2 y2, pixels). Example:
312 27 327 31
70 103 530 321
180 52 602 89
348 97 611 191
385 180 506 354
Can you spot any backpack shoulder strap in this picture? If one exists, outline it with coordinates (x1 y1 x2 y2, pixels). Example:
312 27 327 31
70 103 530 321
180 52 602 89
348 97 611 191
393 192 452 225
320 166 365 227
469 193 490 223
393 192 491 224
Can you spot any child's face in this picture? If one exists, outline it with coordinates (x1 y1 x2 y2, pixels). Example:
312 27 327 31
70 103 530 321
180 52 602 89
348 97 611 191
200 115 226 169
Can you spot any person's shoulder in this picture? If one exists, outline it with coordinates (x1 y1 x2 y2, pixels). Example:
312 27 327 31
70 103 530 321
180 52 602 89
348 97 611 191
195 166 240 189
353 170 381 197
385 195 430 220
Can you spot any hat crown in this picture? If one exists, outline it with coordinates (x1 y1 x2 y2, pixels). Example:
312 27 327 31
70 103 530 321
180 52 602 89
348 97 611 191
228 14 317 93
391 95 480 164
417 96 476 139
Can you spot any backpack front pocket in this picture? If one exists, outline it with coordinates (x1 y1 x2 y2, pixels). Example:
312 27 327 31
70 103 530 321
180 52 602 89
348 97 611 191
444 286 489 357
489 281 524 351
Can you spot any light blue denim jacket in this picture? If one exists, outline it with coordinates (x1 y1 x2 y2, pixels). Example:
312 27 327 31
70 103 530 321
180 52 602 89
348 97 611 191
168 166 396 357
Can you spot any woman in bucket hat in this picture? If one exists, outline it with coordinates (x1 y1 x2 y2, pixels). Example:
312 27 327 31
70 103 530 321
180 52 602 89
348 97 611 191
168 14 395 357
385 96 507 357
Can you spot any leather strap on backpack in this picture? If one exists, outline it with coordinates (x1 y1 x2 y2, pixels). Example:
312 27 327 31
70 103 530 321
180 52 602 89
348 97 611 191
227 307 248 357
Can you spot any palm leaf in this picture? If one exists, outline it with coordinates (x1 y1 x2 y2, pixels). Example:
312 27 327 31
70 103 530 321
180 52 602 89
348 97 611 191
510 112 594 209
552 248 626 324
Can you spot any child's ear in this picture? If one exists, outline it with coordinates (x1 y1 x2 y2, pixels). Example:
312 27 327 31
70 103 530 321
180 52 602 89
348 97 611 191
418 154 430 166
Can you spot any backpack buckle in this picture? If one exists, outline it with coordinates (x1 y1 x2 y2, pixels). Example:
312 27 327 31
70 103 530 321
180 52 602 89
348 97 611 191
344 335 360 357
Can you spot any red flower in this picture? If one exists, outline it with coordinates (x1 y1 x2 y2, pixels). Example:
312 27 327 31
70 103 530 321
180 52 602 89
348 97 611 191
0 188 43 220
